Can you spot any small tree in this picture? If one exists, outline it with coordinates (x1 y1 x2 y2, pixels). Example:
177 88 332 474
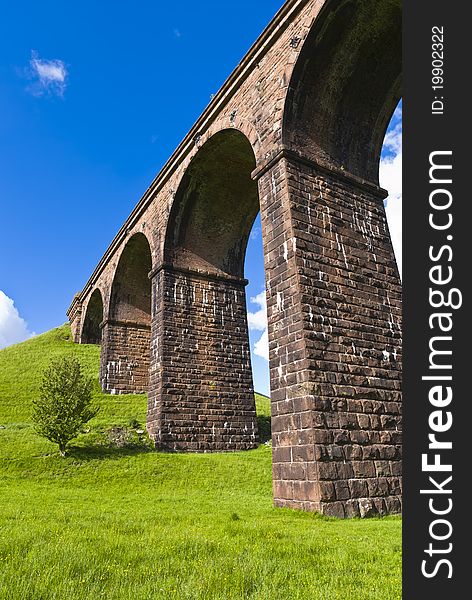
32 356 99 456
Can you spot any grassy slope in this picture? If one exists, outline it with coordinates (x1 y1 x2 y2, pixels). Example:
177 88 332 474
0 326 401 600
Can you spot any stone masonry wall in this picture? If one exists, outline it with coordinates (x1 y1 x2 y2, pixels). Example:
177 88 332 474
147 267 258 451
258 153 402 517
68 299 82 343
100 321 151 394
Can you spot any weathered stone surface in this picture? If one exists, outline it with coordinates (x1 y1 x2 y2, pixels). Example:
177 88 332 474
67 0 402 517
147 268 258 452
359 498 377 519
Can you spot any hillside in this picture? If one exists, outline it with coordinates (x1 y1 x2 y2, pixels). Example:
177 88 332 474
0 326 401 600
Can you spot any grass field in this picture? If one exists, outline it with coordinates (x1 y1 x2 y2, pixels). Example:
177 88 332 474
0 326 401 599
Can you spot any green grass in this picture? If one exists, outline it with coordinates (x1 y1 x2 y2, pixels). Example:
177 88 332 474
0 326 401 599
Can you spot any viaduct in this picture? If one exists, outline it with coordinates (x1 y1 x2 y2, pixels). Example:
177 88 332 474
68 0 402 518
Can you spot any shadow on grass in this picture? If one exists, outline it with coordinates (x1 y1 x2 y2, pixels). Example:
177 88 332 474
66 443 154 461
64 416 271 459
257 415 271 444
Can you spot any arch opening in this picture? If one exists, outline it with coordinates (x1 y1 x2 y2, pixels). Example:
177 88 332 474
283 0 402 182
165 129 259 278
81 289 104 345
110 233 152 324
101 232 152 395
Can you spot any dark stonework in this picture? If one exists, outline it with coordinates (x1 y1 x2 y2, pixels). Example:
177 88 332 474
147 266 258 451
100 320 151 394
81 289 103 345
67 0 403 516
98 232 152 394
257 153 402 516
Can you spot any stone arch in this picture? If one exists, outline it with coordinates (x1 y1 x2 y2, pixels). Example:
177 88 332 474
81 289 104 344
164 128 259 278
149 129 260 451
100 232 153 394
207 117 262 161
283 0 401 182
109 232 152 323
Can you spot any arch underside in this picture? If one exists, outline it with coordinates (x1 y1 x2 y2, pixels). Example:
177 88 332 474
166 129 259 278
284 0 401 182
81 289 103 345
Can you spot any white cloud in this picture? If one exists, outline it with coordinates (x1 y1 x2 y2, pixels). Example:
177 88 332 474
247 291 269 361
27 51 68 97
383 122 402 155
380 112 402 278
253 328 269 361
247 291 267 331
0 291 35 349
250 225 261 241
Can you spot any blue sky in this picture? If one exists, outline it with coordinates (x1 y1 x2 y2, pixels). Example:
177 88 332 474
0 1 401 396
